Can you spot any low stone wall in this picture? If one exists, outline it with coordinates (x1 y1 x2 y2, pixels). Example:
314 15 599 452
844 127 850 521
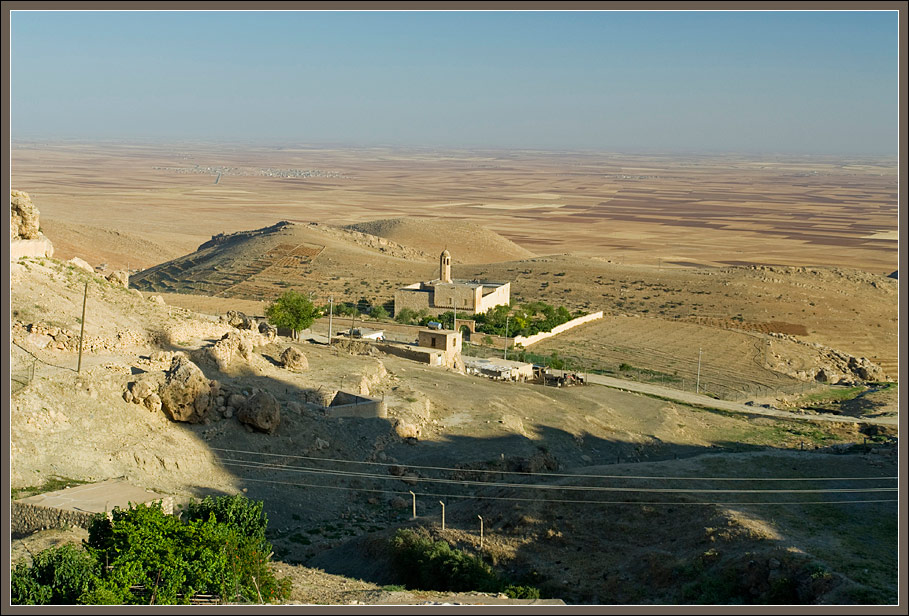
513 311 604 348
12 496 175 536
374 342 443 366
11 502 99 536
327 391 387 418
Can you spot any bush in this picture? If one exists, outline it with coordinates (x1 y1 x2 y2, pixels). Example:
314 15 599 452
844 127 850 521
390 529 501 593
395 308 417 325
388 528 542 598
182 494 269 551
504 584 541 599
11 544 97 605
10 497 290 605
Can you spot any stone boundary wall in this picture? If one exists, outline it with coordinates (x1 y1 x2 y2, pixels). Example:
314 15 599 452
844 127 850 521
374 342 443 366
12 497 175 536
327 392 387 418
513 311 604 348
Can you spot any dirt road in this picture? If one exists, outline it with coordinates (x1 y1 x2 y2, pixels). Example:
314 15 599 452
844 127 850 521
571 372 898 427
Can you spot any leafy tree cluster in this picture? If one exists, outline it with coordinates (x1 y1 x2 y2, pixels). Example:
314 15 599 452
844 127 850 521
266 291 318 338
474 302 580 337
389 529 540 599
11 496 289 605
318 299 392 320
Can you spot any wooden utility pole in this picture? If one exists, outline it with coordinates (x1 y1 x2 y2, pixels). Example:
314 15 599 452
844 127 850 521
328 296 334 347
478 515 484 548
439 501 445 530
77 281 88 373
409 491 416 519
696 347 702 394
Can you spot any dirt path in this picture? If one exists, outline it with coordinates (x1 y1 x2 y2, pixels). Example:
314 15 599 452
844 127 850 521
577 372 898 426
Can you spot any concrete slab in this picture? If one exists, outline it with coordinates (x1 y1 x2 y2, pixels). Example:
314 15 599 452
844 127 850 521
17 479 173 515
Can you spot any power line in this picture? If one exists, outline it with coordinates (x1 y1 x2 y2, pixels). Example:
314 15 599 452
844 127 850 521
231 476 899 507
209 446 896 483
218 458 897 495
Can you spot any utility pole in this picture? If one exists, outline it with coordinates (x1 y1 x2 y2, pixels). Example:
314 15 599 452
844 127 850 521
696 347 702 394
439 501 446 530
409 491 416 519
77 281 88 373
478 515 484 548
504 315 510 360
328 296 333 347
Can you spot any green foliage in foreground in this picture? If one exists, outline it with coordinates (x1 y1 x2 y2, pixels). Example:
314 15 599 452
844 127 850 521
389 529 540 599
11 497 289 605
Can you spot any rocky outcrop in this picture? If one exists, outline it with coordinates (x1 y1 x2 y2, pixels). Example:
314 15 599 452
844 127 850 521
237 391 281 434
10 190 41 240
106 270 129 288
280 346 308 372
204 331 267 371
159 355 217 423
10 190 54 260
258 321 277 340
222 310 257 330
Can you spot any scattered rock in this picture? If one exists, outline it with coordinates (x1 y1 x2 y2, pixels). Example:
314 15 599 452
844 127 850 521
258 321 277 340
129 379 157 402
142 393 162 413
394 419 421 440
149 295 165 305
223 310 257 330
106 270 129 288
280 346 309 372
315 437 330 450
238 391 281 434
228 393 246 409
68 257 95 274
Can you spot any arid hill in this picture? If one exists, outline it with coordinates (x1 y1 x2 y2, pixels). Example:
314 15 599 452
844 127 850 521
10 255 898 605
345 217 535 264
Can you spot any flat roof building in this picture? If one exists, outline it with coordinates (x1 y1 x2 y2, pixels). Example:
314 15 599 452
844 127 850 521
394 250 510 318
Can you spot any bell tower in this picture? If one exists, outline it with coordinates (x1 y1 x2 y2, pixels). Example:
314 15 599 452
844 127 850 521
440 249 452 283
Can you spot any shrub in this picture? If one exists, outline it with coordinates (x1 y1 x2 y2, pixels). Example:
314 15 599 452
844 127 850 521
390 529 501 593
77 498 288 605
182 494 269 550
11 544 97 605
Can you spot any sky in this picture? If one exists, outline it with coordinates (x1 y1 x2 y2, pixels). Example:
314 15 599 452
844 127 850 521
9 9 900 154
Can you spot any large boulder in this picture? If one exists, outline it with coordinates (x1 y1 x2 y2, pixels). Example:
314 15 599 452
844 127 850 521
280 346 308 372
238 391 281 434
159 355 216 423
10 190 40 240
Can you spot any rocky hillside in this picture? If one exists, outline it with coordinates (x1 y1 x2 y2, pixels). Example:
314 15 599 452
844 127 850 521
345 217 536 263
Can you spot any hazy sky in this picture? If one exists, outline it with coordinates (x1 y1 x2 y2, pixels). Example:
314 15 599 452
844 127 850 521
9 9 899 154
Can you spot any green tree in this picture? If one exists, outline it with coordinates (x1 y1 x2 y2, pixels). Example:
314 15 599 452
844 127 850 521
395 308 417 324
266 291 318 340
371 306 389 320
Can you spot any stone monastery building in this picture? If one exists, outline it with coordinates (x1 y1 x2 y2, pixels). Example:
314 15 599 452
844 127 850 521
394 250 510 317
